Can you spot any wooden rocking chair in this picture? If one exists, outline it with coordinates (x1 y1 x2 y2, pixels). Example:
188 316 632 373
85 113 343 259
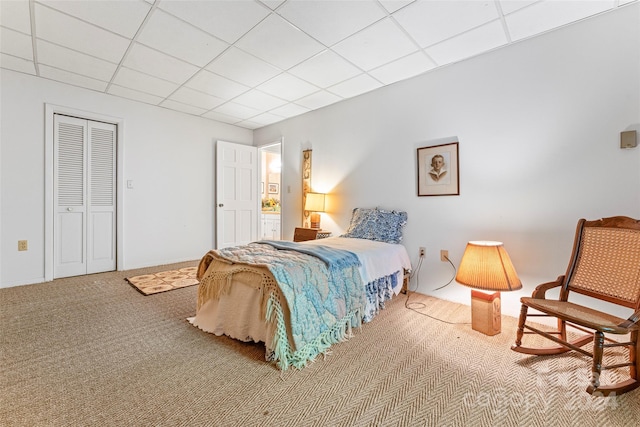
511 216 640 396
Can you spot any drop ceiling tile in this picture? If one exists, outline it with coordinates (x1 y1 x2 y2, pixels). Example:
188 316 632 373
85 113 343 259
160 99 208 116
379 0 415 14
248 112 285 126
393 0 500 48
38 0 150 38
34 3 130 63
202 110 242 124
0 53 36 75
112 67 179 98
108 84 164 105
137 8 228 67
1 0 31 33
168 86 226 110
259 0 286 10
257 73 318 101
332 18 418 71
206 47 281 87
158 0 270 44
214 101 262 120
39 64 108 92
269 102 311 118
124 43 199 84
186 69 249 100
1 27 33 61
498 0 538 15
235 14 325 70
289 50 362 87
235 120 262 130
37 40 117 82
426 20 508 66
506 0 614 41
328 74 383 99
277 0 387 46
294 90 343 110
369 51 435 85
233 89 288 111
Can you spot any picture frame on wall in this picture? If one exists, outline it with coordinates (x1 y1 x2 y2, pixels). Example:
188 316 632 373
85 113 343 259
268 183 279 194
417 142 459 196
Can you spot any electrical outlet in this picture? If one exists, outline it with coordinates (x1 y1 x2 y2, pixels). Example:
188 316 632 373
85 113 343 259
440 250 448 262
419 247 425 257
18 240 28 251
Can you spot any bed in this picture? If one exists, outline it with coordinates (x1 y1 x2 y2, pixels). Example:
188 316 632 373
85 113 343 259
188 207 410 370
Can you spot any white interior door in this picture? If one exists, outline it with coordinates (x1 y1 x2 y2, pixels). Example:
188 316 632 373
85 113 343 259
54 116 87 278
54 114 116 278
87 121 116 274
216 141 258 249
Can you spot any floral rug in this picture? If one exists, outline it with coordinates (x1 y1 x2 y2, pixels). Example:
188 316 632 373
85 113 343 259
126 267 198 295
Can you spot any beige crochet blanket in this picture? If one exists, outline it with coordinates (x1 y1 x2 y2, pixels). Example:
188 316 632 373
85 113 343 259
195 249 295 351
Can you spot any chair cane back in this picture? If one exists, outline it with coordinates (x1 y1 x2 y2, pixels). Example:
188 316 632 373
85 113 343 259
511 216 640 396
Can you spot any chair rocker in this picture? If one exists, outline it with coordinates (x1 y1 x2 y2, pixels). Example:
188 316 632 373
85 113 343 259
511 216 640 396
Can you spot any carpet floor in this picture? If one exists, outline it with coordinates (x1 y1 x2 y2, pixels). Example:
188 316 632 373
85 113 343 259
1 261 638 427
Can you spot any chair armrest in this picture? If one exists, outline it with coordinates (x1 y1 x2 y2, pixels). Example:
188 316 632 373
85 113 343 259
619 309 640 329
531 276 564 299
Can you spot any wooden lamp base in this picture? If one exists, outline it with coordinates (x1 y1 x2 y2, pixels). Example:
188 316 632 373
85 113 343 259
310 212 320 229
470 290 501 336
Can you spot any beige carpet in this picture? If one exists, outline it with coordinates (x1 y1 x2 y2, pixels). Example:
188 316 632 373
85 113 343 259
1 261 638 427
126 266 199 295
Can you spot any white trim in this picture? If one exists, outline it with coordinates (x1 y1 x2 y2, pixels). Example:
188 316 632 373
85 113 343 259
44 103 125 281
257 137 284 240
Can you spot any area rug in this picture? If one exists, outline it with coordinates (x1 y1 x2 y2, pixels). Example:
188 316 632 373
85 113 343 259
126 267 198 295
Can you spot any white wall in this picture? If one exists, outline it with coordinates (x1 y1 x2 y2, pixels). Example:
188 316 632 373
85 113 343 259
254 5 640 319
0 70 252 287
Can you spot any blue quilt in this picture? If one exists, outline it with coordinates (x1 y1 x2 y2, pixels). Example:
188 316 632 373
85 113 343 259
215 242 365 370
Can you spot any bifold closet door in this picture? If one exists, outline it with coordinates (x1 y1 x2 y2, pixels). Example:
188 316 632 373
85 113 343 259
54 114 116 278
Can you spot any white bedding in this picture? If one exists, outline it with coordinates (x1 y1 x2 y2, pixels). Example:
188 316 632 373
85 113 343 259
190 237 411 347
300 237 411 293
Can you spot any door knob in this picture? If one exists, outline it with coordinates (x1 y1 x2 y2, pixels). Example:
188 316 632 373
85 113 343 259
218 204 224 207
67 207 73 211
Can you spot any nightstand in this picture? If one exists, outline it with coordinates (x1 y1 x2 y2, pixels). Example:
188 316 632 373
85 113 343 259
293 227 332 242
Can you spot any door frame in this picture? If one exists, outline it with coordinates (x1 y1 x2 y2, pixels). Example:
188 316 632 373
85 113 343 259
257 138 283 240
44 103 125 281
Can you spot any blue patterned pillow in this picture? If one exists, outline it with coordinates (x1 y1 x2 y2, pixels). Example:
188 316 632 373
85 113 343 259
341 207 407 244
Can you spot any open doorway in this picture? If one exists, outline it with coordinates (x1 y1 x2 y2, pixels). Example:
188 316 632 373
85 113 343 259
259 140 282 240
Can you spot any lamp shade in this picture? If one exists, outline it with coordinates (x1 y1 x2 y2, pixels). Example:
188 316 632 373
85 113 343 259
304 192 326 212
455 241 522 292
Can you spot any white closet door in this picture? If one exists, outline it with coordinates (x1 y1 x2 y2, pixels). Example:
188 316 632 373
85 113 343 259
54 115 116 278
87 121 116 274
54 115 88 278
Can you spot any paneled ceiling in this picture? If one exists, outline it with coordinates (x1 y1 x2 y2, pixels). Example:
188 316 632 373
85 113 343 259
1 0 636 129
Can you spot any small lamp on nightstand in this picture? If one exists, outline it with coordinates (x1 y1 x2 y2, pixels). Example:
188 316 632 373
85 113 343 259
455 241 522 336
304 192 326 229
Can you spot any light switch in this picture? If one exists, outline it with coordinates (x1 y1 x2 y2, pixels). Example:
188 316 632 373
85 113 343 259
127 180 134 189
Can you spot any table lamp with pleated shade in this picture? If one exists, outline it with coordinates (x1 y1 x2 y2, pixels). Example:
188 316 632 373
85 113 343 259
455 241 522 335
304 192 326 229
